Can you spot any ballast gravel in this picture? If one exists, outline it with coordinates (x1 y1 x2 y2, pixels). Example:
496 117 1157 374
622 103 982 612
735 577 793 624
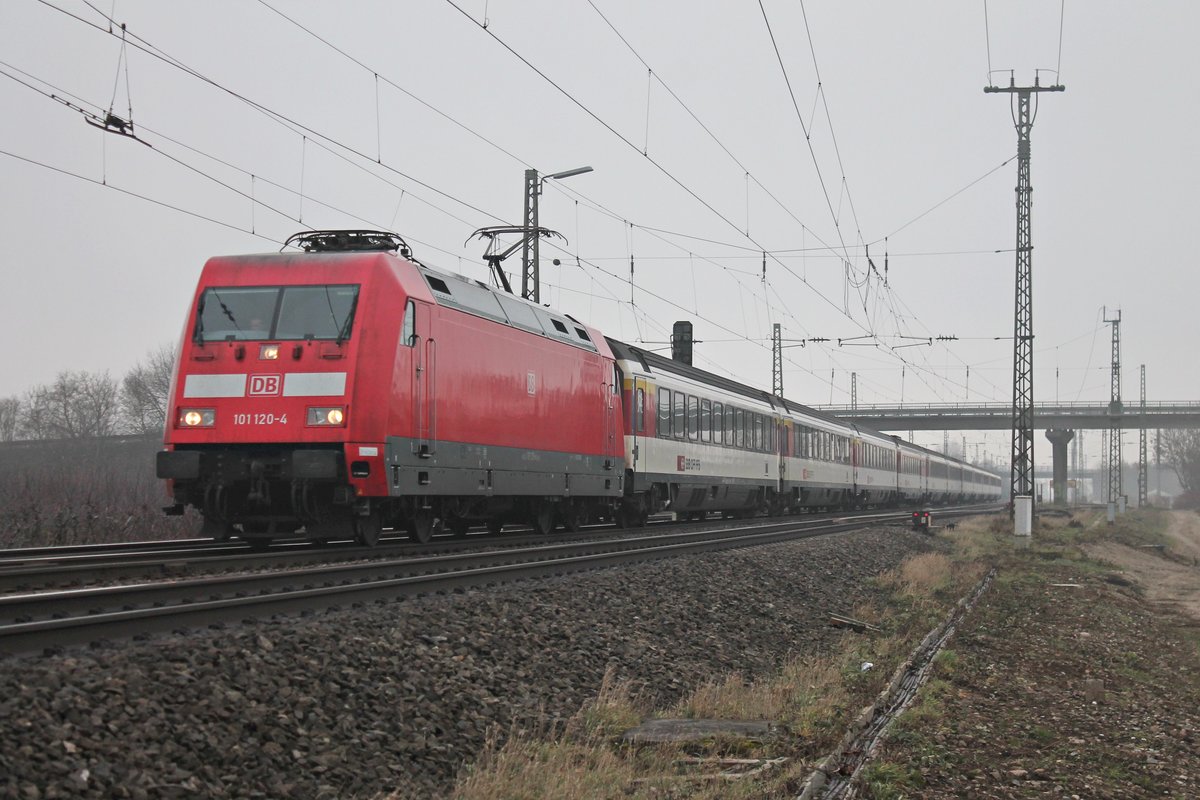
0 525 937 799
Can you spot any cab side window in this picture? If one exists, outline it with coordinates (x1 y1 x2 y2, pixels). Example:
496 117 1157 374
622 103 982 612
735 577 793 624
402 300 416 346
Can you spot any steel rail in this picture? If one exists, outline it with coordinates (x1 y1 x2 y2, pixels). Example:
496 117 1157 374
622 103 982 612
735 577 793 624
0 506 998 657
0 506 940 593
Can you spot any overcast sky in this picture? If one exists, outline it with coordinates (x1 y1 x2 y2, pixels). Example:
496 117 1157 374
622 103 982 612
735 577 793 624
1 0 1195 469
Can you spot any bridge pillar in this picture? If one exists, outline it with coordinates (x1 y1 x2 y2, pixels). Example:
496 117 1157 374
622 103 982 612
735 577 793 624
1045 429 1075 505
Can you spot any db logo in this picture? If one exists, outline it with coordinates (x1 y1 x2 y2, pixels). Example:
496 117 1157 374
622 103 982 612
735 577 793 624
248 375 281 396
677 455 686 472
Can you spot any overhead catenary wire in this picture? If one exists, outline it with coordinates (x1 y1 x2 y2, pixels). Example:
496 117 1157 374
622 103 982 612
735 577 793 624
16 1 1060 407
84 0 899 383
41 0 510 226
21 3 855 396
0 60 472 262
441 0 885 346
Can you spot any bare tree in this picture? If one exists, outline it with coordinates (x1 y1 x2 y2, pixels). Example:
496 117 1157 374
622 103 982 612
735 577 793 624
1161 429 1200 498
19 371 121 440
121 344 177 435
0 397 19 441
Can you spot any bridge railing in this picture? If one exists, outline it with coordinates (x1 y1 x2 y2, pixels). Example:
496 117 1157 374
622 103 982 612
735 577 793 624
816 401 1200 414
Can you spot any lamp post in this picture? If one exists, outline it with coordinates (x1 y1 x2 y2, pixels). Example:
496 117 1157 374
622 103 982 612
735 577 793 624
522 166 593 303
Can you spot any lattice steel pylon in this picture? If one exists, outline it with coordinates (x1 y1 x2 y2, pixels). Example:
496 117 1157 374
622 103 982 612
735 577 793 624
521 169 540 303
851 372 858 411
985 76 1064 511
772 323 783 398
1105 309 1123 504
1139 364 1148 507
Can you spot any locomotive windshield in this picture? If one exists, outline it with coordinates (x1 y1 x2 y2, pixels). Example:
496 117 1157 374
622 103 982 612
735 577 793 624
194 285 359 342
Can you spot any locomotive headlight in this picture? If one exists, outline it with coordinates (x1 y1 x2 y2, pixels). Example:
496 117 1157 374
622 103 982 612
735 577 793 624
306 406 346 426
179 408 215 427
259 344 280 360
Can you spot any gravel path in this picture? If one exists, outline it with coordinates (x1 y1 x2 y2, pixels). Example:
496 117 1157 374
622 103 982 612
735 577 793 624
0 525 937 799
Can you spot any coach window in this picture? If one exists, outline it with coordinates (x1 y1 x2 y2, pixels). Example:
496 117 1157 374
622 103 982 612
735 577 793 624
687 396 699 441
402 300 416 346
713 402 723 444
733 408 744 448
673 391 686 440
658 389 671 438
751 415 762 451
635 387 645 433
700 399 711 442
723 405 734 446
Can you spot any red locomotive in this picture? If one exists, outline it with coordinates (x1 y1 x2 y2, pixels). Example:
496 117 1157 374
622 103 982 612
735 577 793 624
158 231 625 547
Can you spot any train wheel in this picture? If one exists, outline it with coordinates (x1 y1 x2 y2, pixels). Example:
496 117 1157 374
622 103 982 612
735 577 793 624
410 512 435 544
200 516 233 542
562 504 585 533
448 517 470 538
307 518 353 545
354 512 383 547
531 503 555 536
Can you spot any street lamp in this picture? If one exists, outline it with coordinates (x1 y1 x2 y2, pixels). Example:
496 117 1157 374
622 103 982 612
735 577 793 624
522 165 593 303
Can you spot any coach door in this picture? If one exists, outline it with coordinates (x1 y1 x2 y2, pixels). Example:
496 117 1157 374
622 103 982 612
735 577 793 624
411 300 436 457
632 377 649 479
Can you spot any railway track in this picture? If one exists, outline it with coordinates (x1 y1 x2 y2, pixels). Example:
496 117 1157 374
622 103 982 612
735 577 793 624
0 505 998 657
0 505 995 593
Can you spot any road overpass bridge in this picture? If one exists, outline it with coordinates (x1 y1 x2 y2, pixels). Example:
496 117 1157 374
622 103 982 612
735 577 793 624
817 401 1200 432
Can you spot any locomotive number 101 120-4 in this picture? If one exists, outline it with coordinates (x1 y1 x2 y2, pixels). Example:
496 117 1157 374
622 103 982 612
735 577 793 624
232 412 288 425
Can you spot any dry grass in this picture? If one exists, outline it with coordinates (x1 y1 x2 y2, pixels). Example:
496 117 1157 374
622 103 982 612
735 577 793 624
441 535 1000 800
443 618 967 799
877 551 954 598
450 668 669 800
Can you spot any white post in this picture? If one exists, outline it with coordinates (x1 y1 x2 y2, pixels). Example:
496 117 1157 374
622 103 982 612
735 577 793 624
1014 495 1033 536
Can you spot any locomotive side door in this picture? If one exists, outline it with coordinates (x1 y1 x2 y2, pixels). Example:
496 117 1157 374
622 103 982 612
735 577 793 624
411 300 435 456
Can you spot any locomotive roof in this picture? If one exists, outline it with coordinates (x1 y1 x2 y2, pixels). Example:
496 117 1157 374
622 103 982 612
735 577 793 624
416 263 603 355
